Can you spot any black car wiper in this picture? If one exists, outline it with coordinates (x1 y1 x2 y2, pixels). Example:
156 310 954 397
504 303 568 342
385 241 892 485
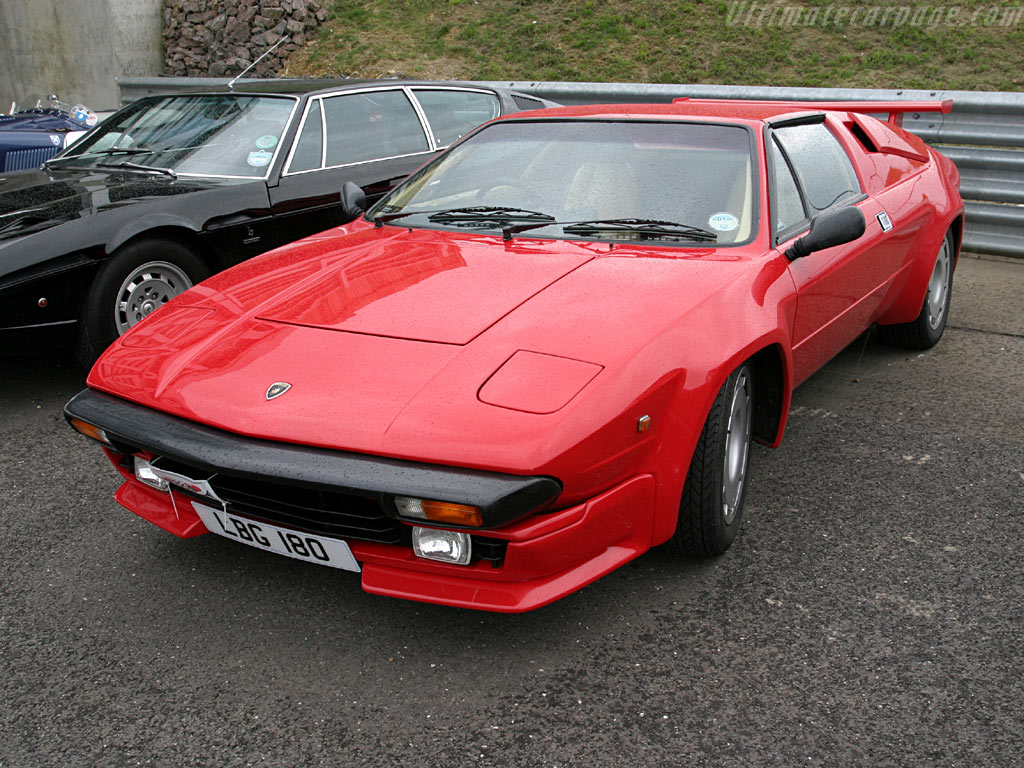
96 161 177 180
561 218 718 243
44 147 152 167
426 206 554 223
373 205 554 231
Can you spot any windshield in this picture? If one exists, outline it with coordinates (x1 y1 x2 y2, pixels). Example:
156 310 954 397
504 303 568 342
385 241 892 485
372 119 757 245
55 94 297 178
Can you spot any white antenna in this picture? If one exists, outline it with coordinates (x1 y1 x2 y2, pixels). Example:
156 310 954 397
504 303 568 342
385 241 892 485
228 35 290 89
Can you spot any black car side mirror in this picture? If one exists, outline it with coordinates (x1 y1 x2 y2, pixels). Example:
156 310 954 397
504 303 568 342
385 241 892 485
340 181 367 220
786 206 866 261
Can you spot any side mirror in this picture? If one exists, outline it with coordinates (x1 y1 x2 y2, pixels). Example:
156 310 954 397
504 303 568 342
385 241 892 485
786 206 866 261
340 181 367 220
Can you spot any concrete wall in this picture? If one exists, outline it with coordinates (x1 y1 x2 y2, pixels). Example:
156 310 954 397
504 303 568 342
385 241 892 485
0 0 163 112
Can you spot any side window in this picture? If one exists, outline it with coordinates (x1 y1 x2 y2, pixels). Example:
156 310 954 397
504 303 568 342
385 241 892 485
774 122 861 214
322 90 429 167
289 99 323 172
412 89 501 147
770 138 806 234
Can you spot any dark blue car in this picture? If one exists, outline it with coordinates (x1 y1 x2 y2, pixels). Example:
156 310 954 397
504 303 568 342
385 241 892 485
0 99 95 172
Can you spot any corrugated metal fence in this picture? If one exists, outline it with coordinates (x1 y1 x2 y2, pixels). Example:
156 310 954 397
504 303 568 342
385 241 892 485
120 77 1024 259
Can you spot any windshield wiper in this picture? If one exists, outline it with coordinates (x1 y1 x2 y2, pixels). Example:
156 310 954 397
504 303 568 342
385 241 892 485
561 218 718 243
373 205 554 231
96 161 177 180
426 206 553 223
374 205 557 236
44 147 152 167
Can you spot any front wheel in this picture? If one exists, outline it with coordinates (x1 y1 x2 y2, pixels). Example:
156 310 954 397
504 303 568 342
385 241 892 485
78 239 208 364
878 232 954 349
673 362 754 558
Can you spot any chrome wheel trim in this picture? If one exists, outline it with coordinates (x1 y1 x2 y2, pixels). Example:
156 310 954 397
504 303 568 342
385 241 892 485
722 368 752 526
926 238 952 331
115 261 193 334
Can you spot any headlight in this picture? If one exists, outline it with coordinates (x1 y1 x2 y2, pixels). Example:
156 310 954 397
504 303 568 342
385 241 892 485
412 527 472 565
133 457 169 491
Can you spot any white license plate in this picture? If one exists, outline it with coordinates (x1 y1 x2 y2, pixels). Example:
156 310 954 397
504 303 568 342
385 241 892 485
192 501 361 572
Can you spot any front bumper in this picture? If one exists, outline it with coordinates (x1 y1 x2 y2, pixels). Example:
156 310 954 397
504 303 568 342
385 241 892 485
65 389 561 529
66 389 656 611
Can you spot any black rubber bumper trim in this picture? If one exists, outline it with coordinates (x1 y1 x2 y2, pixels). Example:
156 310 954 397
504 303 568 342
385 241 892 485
65 389 562 529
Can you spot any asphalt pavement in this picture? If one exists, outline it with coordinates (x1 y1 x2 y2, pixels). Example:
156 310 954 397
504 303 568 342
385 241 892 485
1 255 1021 767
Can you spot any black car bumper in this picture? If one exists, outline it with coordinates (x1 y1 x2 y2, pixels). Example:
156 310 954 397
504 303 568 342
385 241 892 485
64 388 562 530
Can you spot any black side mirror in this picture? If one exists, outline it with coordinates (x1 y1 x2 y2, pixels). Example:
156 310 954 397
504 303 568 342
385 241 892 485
340 181 367 220
786 206 866 261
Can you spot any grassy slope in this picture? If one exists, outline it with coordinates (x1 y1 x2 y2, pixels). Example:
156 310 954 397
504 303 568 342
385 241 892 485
282 0 1024 91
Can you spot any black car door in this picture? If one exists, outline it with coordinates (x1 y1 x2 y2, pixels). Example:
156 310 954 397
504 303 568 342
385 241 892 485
267 87 435 245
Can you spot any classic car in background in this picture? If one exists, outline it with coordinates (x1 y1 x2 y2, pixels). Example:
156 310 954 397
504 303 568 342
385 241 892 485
0 79 554 361
0 96 98 172
67 98 962 612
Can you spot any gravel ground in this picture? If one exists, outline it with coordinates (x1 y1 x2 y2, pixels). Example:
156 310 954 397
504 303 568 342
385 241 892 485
1 256 1021 767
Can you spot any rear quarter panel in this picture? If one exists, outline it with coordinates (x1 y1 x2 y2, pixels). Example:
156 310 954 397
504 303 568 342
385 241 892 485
832 114 964 326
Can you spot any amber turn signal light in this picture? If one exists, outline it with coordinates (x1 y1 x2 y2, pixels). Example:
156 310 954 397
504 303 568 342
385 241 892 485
395 496 484 527
69 418 112 446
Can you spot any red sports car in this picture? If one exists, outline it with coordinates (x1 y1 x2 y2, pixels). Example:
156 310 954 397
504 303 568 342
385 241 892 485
66 98 963 612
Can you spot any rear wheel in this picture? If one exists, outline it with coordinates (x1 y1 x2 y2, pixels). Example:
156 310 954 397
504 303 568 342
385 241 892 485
77 239 207 364
673 362 754 557
878 232 954 349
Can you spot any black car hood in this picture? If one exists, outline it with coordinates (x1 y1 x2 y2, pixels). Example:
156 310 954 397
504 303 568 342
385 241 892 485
0 168 231 242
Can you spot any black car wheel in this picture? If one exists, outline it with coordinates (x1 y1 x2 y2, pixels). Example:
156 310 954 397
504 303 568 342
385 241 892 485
78 239 208 363
673 362 754 557
878 232 954 349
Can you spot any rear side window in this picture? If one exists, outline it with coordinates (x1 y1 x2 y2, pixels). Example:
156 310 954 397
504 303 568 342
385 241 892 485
290 99 323 172
412 89 501 147
774 122 861 214
322 90 429 167
512 94 545 111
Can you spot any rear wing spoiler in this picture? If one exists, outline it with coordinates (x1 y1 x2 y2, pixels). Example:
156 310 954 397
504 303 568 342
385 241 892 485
671 98 953 128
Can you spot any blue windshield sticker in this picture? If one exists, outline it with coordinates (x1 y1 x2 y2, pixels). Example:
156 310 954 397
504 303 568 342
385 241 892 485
708 212 739 232
255 134 279 150
247 150 273 167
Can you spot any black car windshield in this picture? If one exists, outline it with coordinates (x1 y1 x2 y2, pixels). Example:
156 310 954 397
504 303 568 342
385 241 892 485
372 119 757 245
54 94 296 178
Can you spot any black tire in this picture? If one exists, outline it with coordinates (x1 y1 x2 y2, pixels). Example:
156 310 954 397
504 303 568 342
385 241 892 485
673 362 754 558
77 239 208 364
878 232 954 350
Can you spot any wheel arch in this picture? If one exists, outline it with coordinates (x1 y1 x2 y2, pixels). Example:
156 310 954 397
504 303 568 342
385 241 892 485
948 212 965 265
748 343 790 447
647 337 792 547
106 224 218 275
877 215 962 327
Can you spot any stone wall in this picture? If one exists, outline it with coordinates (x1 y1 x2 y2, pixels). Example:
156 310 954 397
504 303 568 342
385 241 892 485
163 0 328 78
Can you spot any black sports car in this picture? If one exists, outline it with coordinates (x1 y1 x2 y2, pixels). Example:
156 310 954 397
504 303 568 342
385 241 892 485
0 79 553 361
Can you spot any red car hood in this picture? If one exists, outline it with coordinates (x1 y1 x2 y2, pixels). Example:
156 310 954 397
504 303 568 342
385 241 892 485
253 227 592 344
90 224 768 470
90 226 598 457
